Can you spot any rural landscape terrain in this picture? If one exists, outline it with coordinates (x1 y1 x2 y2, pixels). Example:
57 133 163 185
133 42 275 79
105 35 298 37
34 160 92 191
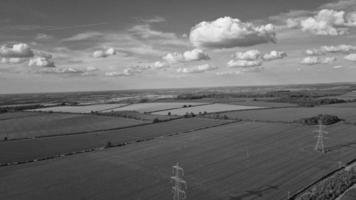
0 83 356 200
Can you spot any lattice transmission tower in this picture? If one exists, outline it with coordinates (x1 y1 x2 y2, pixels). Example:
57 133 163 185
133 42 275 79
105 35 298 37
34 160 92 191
314 119 328 153
171 163 187 200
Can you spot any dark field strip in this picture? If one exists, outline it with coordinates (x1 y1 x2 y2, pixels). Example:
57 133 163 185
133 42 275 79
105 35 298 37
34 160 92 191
0 112 145 140
0 111 42 121
210 106 356 124
0 122 355 200
0 118 231 164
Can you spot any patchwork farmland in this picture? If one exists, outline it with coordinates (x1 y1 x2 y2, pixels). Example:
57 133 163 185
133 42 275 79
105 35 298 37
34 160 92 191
152 103 264 115
1 84 356 200
0 122 355 200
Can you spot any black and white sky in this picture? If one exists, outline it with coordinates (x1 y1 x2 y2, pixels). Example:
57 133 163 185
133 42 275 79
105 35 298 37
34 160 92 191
1 0 356 93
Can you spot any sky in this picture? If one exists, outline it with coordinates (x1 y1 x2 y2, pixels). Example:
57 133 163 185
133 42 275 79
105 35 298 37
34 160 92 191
1 0 356 93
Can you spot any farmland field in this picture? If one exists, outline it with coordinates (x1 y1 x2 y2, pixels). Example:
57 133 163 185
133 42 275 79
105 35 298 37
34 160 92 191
152 103 264 115
210 106 356 123
101 102 209 113
0 122 355 200
31 103 127 113
0 118 231 164
0 112 144 139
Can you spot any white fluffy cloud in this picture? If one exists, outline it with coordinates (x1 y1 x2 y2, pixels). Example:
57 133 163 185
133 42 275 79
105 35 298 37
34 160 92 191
301 56 336 65
1 57 26 64
344 53 356 61
234 50 261 60
262 50 287 61
152 61 169 69
321 45 356 53
189 16 276 48
162 52 184 64
227 59 262 68
177 64 217 73
183 49 210 61
289 9 356 35
300 9 347 35
0 43 34 58
92 48 117 58
305 49 325 56
28 57 55 68
163 49 209 64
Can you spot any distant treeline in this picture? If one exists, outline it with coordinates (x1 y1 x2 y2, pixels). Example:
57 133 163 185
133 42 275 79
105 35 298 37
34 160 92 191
0 104 44 113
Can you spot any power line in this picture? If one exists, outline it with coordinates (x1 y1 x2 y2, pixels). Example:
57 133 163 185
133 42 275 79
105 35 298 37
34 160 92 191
314 119 328 154
171 163 187 200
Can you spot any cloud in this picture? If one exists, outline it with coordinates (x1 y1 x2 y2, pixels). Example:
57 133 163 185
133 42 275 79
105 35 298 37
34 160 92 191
344 53 356 61
140 16 166 23
287 9 356 35
162 52 184 64
301 56 336 65
262 50 287 61
216 71 242 76
35 33 53 40
62 32 104 41
300 9 347 35
152 61 169 69
129 24 188 46
0 43 34 58
305 49 325 56
177 64 217 73
28 57 55 68
162 49 210 64
105 65 151 77
189 16 276 48
183 49 210 61
234 50 261 60
321 44 356 53
92 48 117 58
1 57 26 64
37 66 98 76
227 59 262 68
333 65 344 69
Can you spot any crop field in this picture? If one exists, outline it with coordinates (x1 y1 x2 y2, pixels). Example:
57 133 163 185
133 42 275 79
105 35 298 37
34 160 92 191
0 112 42 120
152 103 264 115
211 106 356 123
31 103 127 113
334 91 356 101
0 118 230 164
0 122 355 200
101 102 208 113
0 112 144 140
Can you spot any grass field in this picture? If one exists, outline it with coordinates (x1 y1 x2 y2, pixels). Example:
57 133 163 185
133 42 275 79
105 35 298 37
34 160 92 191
101 102 208 113
0 118 230 164
0 112 144 140
340 185 356 200
0 122 355 200
152 103 264 115
31 103 127 113
210 106 356 123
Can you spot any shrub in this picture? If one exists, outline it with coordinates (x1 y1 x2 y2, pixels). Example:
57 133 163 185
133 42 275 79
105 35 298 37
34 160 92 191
105 141 113 148
153 118 160 123
296 114 342 125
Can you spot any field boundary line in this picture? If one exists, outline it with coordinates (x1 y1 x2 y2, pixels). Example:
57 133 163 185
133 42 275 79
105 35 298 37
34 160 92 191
0 119 240 168
146 102 213 114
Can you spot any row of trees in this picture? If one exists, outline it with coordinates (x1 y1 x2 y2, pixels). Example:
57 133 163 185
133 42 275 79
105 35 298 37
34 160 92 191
297 166 356 200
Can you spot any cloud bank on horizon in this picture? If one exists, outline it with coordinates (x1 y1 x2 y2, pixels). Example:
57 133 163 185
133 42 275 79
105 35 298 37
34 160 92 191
1 0 356 92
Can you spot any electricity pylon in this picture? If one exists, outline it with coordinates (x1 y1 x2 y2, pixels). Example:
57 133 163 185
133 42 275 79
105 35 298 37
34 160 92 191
314 119 328 153
171 163 187 200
